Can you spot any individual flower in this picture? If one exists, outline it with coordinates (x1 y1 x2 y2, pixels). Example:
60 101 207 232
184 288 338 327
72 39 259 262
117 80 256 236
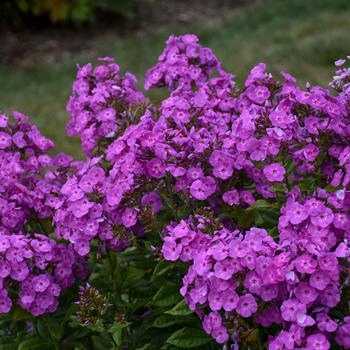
146 158 166 179
306 334 330 350
236 294 257 317
122 208 138 228
263 163 286 182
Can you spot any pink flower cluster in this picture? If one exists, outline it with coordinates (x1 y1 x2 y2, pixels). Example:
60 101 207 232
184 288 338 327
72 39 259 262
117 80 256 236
144 34 230 92
0 112 54 235
54 157 133 255
0 233 82 315
147 36 350 348
163 194 350 349
66 57 145 156
55 108 165 257
162 215 276 344
1 33 350 350
0 113 86 316
64 36 350 348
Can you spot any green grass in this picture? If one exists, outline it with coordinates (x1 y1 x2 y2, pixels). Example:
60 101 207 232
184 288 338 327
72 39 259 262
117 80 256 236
1 0 350 157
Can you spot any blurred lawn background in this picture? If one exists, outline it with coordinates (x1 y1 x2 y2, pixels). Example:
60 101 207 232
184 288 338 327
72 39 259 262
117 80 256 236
1 0 350 157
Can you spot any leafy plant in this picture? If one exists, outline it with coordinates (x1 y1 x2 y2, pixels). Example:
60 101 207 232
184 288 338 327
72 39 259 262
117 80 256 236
1 34 350 350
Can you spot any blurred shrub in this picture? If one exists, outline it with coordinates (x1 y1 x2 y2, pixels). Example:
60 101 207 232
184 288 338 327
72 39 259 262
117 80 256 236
2 0 154 27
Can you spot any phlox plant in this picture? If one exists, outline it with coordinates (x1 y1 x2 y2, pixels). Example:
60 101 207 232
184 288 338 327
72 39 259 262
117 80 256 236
0 34 350 350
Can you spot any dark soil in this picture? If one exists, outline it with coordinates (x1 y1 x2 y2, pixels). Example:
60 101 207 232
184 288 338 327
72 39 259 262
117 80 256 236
0 0 259 67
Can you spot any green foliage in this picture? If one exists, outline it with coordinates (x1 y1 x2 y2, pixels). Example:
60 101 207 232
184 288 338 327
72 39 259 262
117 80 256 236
165 301 192 316
3 0 155 26
225 199 280 231
0 246 216 349
166 328 213 348
1 1 350 348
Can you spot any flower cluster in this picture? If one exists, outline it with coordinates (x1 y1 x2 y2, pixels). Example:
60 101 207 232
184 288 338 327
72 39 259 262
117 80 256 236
148 36 350 349
2 34 350 350
162 215 277 344
66 57 145 156
144 34 230 92
55 109 165 257
0 113 86 316
0 112 55 235
163 197 350 349
64 38 350 348
269 189 350 350
75 283 109 326
54 157 133 255
0 233 84 316
127 36 350 216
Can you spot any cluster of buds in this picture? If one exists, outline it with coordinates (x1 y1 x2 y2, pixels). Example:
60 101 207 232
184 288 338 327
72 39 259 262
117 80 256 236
75 283 109 326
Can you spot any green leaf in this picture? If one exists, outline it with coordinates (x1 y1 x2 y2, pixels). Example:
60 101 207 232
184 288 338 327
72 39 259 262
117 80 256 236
45 316 64 340
125 266 147 280
36 319 50 339
165 300 192 316
136 345 151 350
62 304 79 322
324 184 340 193
151 260 173 281
89 319 106 332
64 340 87 350
285 158 296 176
153 284 181 307
91 334 113 350
127 298 151 313
151 315 177 328
118 247 147 262
109 322 131 346
12 306 32 321
269 227 279 239
247 199 274 210
166 328 212 348
270 183 287 193
111 328 122 346
18 338 48 350
241 328 260 345
0 344 18 350
72 327 90 339
109 321 131 332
